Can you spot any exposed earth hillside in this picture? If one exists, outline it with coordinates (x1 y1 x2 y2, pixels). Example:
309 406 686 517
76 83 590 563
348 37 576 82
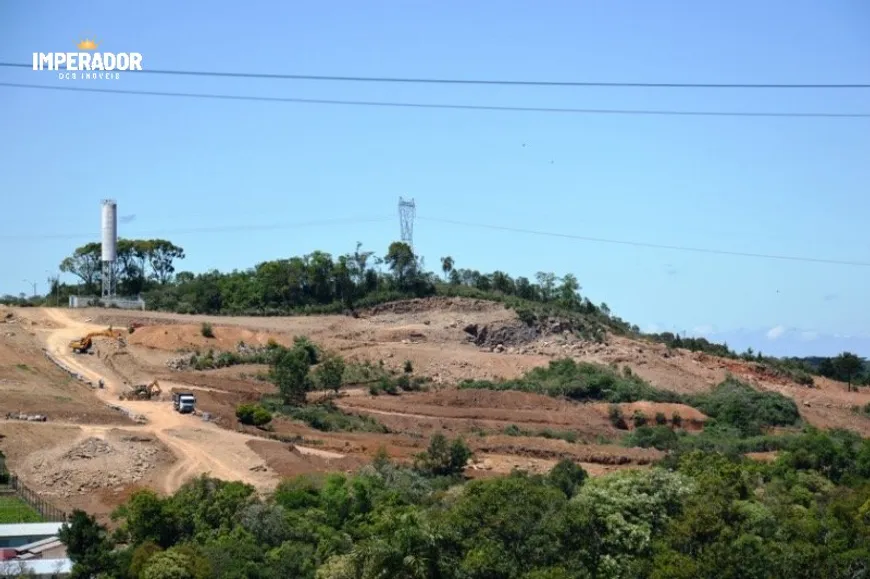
2 296 869 519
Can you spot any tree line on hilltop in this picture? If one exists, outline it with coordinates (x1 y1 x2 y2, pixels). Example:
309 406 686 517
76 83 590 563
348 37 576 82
1 237 866 387
42 239 630 328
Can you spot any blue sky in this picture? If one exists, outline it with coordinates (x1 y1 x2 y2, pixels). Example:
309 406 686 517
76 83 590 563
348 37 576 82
1 1 868 357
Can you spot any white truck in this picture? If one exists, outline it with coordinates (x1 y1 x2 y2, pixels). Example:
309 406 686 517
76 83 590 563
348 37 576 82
172 392 196 414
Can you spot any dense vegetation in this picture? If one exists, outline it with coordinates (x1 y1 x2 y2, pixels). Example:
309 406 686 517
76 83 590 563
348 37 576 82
459 358 684 404
59 428 870 578
459 357 802 432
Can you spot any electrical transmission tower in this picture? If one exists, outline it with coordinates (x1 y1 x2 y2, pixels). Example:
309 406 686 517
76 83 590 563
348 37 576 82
398 197 416 248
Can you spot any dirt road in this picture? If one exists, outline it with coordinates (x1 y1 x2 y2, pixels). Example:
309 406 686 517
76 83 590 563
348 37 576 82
40 309 284 494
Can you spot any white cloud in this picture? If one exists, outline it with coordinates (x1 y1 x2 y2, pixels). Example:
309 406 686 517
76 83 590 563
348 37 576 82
766 325 786 340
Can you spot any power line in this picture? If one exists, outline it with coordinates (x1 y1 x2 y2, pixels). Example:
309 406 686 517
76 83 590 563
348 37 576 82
2 62 868 89
0 216 393 241
2 82 869 118
3 208 865 267
419 216 870 267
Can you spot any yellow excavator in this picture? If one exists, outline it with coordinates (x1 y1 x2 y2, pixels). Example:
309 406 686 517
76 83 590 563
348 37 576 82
68 328 125 354
119 380 162 401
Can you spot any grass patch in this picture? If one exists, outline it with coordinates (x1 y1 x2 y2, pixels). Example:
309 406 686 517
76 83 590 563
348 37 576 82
0 495 43 523
262 397 388 433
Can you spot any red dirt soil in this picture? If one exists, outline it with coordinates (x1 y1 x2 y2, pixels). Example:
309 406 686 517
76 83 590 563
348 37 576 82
4 298 870 520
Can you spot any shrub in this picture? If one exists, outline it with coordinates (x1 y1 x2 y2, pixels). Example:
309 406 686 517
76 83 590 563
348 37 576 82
458 358 682 404
236 404 272 426
403 360 414 373
200 322 214 338
265 401 387 433
794 371 815 387
515 308 537 326
625 425 680 451
504 424 524 436
672 412 683 427
292 336 320 365
689 377 801 436
396 375 411 390
380 378 398 395
314 355 346 394
538 429 578 443
415 434 472 477
654 412 667 425
609 405 628 430
632 411 648 428
251 407 273 427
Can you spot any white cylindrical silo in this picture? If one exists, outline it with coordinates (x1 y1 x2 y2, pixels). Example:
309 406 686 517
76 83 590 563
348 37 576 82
101 199 117 262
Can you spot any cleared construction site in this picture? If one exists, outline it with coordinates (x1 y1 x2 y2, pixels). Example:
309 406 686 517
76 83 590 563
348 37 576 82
2 293 870 520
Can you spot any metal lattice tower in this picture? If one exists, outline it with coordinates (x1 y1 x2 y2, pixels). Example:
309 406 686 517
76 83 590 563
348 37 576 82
398 197 416 248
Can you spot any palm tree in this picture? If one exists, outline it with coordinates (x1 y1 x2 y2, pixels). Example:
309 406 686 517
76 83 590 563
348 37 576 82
440 256 454 281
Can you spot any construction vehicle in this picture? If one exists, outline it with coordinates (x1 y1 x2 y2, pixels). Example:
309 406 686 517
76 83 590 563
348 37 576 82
172 391 196 414
68 328 125 354
119 380 162 401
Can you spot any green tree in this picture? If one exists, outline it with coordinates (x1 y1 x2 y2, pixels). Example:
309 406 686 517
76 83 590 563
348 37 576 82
384 241 418 289
548 459 588 497
114 489 177 547
558 273 581 309
833 351 864 391
59 242 102 294
316 354 346 395
116 238 147 295
535 272 558 302
58 509 116 578
440 256 454 281
129 541 163 578
270 347 313 405
147 239 185 284
140 549 195 579
415 434 472 477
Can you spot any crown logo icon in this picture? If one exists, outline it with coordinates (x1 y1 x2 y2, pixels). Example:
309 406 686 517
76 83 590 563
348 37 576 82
77 38 98 51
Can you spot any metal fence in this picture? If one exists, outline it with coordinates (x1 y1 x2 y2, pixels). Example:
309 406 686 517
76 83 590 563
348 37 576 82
2 475 67 523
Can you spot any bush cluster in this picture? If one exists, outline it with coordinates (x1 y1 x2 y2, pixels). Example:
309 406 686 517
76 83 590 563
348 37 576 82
235 404 272 427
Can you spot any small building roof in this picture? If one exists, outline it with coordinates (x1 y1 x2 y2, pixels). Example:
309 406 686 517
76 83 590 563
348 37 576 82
0 523 63 539
17 536 64 553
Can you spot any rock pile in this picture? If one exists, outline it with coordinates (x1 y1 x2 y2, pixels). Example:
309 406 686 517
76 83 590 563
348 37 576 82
5 412 47 422
166 353 197 370
29 435 165 498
